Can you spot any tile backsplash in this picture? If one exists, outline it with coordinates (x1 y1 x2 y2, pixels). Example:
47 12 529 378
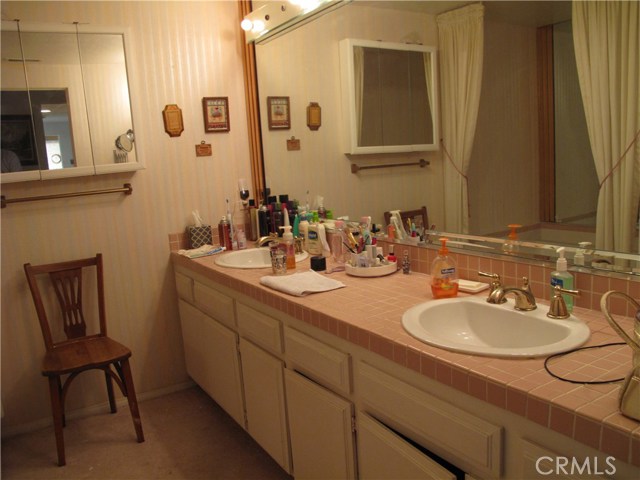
169 231 638 317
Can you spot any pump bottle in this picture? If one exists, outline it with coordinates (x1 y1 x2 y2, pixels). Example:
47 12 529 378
431 238 459 299
550 247 574 312
280 226 296 270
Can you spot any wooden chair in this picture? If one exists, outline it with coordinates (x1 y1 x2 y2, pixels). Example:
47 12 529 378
23 253 144 466
384 206 430 234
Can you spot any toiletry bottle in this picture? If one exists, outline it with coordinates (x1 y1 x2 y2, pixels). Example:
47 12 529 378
387 244 397 263
280 226 296 270
431 238 459 299
331 220 347 264
298 214 309 252
317 196 326 219
550 247 574 312
306 223 323 255
258 203 269 237
218 216 232 251
574 241 592 266
233 202 247 250
247 199 258 242
502 224 521 253
402 250 410 274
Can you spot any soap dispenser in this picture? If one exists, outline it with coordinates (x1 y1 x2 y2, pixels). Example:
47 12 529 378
431 238 459 299
502 224 521 253
550 247 574 312
280 225 296 270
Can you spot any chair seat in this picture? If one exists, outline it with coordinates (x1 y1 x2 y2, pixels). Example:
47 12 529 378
42 336 131 376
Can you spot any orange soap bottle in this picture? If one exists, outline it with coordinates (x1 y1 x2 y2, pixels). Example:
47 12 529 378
430 237 459 299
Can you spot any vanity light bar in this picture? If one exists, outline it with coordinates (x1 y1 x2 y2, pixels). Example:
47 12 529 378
241 0 350 44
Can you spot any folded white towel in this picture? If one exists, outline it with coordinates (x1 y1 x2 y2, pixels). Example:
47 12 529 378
260 270 346 297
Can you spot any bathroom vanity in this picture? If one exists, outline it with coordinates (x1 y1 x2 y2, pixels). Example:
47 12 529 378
171 252 639 479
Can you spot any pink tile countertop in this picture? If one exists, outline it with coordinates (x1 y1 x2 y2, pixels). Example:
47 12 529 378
171 251 640 468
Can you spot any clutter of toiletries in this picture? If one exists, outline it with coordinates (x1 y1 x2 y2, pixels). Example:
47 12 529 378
185 180 614 304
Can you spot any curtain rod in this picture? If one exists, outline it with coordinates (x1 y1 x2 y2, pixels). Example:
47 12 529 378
1 183 133 208
351 158 429 174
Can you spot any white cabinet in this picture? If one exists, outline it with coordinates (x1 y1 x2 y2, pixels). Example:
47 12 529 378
284 368 357 480
357 413 457 480
177 299 245 427
239 337 291 473
357 361 502 479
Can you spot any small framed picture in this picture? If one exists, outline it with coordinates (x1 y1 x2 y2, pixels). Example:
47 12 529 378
267 96 290 130
202 97 230 133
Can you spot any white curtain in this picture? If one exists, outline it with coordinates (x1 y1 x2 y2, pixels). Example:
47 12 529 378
573 1 640 253
437 3 485 233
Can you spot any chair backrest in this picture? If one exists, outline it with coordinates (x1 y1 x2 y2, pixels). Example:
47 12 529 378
24 254 106 351
383 206 429 233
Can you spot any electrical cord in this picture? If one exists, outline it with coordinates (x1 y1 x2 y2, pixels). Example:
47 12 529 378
544 342 627 384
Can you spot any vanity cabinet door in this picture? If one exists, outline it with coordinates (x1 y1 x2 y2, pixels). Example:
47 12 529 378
178 299 245 427
357 413 456 480
284 369 356 480
239 338 291 474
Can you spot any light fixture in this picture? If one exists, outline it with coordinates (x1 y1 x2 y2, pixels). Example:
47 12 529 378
241 0 350 44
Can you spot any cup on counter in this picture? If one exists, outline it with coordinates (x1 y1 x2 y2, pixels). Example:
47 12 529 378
271 251 287 275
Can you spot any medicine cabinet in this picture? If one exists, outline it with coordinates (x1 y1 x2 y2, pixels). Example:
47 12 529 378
1 21 142 183
339 39 438 155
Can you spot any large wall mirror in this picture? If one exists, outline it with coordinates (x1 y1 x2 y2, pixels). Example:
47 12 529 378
254 0 639 274
340 39 438 154
1 21 141 183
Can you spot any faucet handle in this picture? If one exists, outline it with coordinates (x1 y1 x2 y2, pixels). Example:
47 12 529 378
478 271 501 285
478 271 507 304
522 276 532 295
547 285 580 319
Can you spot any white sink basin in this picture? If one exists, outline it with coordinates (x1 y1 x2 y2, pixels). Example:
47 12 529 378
402 296 590 358
215 248 309 269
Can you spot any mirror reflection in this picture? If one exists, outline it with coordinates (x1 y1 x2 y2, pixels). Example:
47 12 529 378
256 0 639 270
0 21 137 181
340 39 437 153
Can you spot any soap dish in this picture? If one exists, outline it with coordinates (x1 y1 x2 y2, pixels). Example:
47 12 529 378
458 279 490 293
345 262 398 277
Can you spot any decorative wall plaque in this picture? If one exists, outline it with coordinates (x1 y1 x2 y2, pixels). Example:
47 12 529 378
195 141 212 157
163 104 184 137
307 102 321 130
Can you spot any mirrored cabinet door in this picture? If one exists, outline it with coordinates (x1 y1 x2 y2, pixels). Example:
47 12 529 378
0 21 142 184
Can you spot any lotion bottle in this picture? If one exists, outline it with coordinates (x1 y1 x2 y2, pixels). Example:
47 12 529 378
431 238 459 299
550 247 574 311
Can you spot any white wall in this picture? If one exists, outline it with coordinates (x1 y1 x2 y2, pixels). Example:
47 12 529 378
1 1 251 434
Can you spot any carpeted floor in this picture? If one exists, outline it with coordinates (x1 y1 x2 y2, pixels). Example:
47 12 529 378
1 386 293 480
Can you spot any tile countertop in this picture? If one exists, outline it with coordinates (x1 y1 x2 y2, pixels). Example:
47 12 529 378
171 252 640 467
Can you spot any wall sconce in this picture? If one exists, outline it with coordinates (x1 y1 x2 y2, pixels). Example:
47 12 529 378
241 0 350 44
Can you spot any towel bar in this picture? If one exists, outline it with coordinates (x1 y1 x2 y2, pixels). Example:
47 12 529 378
1 183 133 208
351 158 429 174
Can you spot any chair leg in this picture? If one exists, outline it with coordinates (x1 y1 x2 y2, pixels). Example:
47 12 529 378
120 359 144 443
104 369 117 414
47 376 66 466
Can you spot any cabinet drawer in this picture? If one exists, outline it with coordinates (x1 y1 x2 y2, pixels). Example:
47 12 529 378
175 272 193 302
285 327 351 395
357 361 502 479
237 303 283 355
357 413 457 480
193 281 235 328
